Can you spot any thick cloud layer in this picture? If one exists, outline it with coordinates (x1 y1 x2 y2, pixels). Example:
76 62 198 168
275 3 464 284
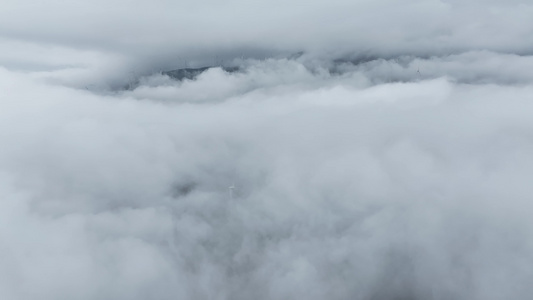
3 0 533 73
2 1 533 300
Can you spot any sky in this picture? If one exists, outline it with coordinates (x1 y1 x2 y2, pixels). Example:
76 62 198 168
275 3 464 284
1 1 533 299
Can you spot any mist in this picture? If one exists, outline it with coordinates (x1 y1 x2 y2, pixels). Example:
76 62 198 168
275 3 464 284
2 1 533 299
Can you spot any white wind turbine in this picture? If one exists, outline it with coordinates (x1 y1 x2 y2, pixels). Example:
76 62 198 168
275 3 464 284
228 182 235 200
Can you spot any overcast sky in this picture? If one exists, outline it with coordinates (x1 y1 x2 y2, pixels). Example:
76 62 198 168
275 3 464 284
2 1 533 300
2 0 533 71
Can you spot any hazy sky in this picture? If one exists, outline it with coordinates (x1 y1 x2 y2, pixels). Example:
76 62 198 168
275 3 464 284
1 1 533 300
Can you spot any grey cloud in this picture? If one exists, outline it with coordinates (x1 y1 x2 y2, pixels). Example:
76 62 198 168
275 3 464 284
2 64 533 299
2 0 533 69
2 1 533 299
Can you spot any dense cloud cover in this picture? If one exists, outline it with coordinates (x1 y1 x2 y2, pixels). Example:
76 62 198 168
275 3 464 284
2 1 533 300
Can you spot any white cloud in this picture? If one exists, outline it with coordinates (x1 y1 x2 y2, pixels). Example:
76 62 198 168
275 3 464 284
2 61 533 298
2 1 533 299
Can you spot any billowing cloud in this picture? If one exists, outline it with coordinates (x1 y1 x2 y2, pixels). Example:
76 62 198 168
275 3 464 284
1 1 533 299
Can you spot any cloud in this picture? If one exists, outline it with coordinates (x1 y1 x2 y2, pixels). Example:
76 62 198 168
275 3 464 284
2 1 533 299
2 57 533 298
2 0 533 72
